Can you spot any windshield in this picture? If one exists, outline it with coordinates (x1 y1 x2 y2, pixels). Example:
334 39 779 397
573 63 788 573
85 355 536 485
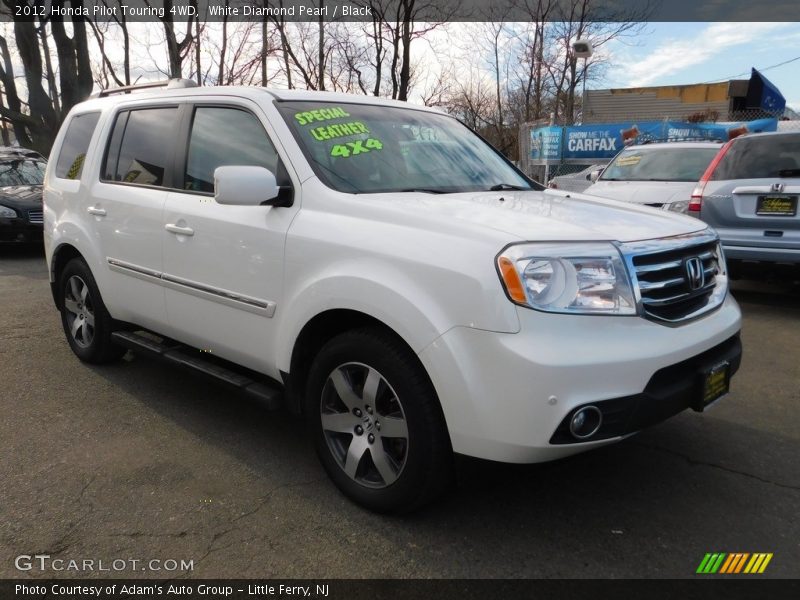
601 147 719 182
276 101 536 194
0 158 46 186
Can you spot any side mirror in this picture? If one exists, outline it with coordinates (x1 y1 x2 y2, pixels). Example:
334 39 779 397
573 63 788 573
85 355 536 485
214 166 280 206
589 168 604 183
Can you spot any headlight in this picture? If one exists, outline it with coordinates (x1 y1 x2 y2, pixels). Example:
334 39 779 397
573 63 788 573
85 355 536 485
0 205 17 218
666 200 689 214
496 242 637 315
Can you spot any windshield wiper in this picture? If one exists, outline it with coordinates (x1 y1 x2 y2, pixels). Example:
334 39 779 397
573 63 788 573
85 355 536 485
400 188 446 194
488 183 526 191
778 169 800 178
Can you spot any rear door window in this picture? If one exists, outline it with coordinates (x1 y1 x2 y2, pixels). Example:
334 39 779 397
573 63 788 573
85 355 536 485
102 107 179 187
713 134 800 180
55 112 100 179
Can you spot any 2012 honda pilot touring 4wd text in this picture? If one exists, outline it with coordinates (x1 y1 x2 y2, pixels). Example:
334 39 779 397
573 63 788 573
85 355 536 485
44 80 742 512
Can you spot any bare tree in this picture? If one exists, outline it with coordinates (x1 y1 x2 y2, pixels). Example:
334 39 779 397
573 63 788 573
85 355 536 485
443 70 496 131
49 1 94 113
546 0 650 123
419 64 453 108
0 0 93 153
271 2 294 88
327 24 371 94
38 21 61 118
195 9 203 84
356 0 452 101
515 0 554 123
151 0 198 78
0 31 33 147
473 2 517 155
88 0 131 88
218 0 229 84
317 1 326 90
260 6 269 86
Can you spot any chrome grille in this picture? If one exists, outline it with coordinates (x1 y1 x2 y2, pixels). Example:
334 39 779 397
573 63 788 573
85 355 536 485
623 233 726 323
28 209 43 224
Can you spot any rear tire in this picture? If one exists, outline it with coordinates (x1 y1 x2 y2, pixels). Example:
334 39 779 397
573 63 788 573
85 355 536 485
58 258 126 364
306 327 453 513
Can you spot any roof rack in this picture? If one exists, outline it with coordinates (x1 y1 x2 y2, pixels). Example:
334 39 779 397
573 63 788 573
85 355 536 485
96 78 198 98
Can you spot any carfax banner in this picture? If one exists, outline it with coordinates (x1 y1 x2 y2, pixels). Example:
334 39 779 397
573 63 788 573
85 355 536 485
532 117 778 162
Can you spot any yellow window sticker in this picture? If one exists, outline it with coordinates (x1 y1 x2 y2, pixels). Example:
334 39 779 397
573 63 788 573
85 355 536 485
615 155 642 167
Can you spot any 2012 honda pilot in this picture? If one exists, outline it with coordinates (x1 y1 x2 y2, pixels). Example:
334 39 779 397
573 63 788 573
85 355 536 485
43 80 742 512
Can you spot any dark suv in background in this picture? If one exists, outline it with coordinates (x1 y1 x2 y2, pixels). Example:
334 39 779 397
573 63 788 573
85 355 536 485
0 147 47 244
690 132 799 274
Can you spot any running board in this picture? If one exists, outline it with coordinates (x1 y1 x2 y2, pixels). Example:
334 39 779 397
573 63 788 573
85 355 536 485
111 331 283 410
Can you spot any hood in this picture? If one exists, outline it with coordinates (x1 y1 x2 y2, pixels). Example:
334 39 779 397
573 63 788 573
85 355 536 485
0 184 43 210
584 180 696 206
360 188 706 243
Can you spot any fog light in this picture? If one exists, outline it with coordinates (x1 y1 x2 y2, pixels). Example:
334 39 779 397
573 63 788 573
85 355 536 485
569 406 602 439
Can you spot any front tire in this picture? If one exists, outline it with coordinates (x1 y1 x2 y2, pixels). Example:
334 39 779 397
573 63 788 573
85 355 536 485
306 327 453 513
58 258 125 364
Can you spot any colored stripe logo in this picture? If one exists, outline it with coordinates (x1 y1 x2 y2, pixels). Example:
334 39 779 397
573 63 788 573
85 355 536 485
696 553 773 574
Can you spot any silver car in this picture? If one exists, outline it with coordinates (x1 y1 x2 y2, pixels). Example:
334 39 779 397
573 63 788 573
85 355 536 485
690 131 799 267
584 142 722 214
548 163 606 193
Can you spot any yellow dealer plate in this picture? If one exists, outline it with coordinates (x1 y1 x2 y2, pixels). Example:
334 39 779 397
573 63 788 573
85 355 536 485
756 195 797 217
699 361 730 410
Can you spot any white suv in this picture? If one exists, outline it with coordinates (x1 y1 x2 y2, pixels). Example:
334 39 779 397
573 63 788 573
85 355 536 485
44 81 743 512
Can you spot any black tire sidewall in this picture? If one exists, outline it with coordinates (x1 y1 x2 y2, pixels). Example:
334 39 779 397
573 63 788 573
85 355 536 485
306 328 452 513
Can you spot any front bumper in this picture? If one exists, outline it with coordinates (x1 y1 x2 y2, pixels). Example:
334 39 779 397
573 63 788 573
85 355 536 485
549 334 741 444
418 294 742 463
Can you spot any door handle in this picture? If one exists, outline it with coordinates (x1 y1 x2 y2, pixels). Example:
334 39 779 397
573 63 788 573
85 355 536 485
165 223 195 236
87 206 106 216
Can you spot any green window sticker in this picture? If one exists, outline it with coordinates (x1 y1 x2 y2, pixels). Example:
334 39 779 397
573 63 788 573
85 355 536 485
309 121 370 141
330 138 384 158
294 106 351 126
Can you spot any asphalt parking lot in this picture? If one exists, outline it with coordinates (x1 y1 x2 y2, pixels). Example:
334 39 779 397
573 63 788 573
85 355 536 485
1 244 798 579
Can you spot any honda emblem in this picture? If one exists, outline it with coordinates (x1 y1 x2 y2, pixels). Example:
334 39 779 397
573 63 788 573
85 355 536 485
685 257 705 291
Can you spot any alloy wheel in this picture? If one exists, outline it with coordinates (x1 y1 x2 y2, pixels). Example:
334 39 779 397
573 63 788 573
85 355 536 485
63 275 95 348
320 362 409 488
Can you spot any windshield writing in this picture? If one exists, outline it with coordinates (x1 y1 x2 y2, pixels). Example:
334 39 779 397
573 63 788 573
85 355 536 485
279 101 534 194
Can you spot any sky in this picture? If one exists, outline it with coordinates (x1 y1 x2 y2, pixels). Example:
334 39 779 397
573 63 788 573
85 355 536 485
3 20 799 115
603 22 800 111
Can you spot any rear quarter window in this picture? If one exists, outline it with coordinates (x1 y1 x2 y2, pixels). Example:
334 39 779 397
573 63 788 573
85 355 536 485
55 112 101 179
713 134 800 180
